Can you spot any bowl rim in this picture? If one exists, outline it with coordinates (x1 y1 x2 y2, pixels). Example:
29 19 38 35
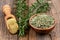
29 14 56 30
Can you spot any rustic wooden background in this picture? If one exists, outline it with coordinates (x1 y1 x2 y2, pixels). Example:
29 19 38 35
0 0 60 40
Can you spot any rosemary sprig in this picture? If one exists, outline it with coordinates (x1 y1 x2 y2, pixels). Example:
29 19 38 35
16 0 29 36
29 0 50 17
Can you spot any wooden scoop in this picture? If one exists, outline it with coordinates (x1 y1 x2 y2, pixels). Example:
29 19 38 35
2 5 18 34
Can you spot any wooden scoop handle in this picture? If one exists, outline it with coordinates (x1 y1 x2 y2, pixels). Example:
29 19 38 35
3 5 12 16
3 5 15 20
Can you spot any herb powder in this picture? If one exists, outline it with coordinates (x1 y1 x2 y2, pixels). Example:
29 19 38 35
7 18 18 34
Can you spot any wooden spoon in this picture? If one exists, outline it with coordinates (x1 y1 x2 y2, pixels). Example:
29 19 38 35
2 4 18 34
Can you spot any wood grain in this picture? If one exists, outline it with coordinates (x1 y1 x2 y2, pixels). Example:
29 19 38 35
50 0 60 40
0 0 60 40
19 33 29 40
29 29 37 40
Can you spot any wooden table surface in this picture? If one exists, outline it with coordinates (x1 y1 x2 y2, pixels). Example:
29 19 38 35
0 0 60 40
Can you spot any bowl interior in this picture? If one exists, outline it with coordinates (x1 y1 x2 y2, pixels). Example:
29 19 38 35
29 14 56 30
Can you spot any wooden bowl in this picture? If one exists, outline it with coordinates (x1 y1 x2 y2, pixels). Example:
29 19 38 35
29 14 56 34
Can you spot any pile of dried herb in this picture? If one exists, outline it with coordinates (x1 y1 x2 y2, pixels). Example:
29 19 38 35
15 0 50 36
30 14 54 29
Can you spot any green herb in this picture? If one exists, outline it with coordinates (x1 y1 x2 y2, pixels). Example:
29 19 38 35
29 0 50 17
15 0 50 36
16 0 29 36
30 14 54 29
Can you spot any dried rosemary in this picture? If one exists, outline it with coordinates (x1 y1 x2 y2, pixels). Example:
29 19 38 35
30 14 54 29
